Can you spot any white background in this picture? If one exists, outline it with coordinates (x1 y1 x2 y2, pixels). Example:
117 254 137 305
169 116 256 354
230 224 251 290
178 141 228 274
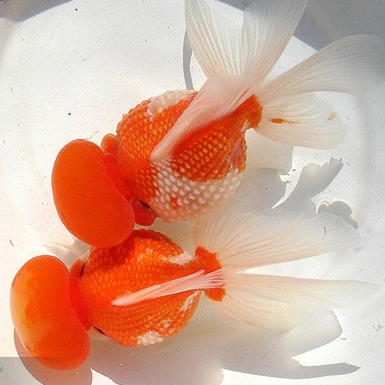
1 1 385 384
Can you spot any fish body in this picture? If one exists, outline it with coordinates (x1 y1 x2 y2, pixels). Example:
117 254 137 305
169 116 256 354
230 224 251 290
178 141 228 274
71 230 222 346
115 91 261 220
51 0 385 247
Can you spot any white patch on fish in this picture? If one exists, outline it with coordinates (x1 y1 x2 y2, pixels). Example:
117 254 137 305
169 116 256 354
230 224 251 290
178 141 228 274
137 331 164 346
162 319 171 329
180 292 199 312
150 161 243 221
147 90 194 119
165 252 195 265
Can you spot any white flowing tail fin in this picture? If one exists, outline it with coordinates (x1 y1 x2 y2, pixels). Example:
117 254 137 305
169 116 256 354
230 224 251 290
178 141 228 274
257 35 385 149
193 181 378 328
260 35 385 104
186 0 308 82
113 174 377 330
213 273 377 329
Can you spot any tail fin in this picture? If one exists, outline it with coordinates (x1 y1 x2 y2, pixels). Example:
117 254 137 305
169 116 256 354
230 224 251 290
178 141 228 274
193 178 378 329
212 273 377 329
260 35 385 104
185 0 308 82
257 36 385 149
194 207 359 271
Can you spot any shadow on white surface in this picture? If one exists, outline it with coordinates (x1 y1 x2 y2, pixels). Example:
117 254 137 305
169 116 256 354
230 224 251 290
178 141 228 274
0 0 73 21
15 304 359 385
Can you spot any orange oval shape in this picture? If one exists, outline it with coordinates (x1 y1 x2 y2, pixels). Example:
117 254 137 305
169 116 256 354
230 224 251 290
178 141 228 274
10 256 90 370
52 140 135 247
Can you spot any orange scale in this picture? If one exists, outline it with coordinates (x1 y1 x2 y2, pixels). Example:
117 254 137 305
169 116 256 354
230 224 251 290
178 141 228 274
116 93 197 202
170 95 261 182
90 292 201 347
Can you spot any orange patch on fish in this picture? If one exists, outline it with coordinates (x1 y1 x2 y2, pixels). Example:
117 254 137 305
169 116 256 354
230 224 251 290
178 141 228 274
195 247 225 301
171 96 262 182
271 118 299 125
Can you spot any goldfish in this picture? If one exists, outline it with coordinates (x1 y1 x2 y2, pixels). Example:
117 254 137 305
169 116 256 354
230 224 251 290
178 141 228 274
51 0 384 248
11 176 376 370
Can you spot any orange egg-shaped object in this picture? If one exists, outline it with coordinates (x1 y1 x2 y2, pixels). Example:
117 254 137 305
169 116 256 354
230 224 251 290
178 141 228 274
52 140 135 247
11 256 90 370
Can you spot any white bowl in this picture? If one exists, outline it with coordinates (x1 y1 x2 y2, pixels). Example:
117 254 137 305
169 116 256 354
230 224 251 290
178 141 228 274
1 1 384 384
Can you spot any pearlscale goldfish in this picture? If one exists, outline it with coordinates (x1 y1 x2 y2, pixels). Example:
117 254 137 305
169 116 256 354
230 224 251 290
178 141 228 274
11 177 376 370
51 0 385 247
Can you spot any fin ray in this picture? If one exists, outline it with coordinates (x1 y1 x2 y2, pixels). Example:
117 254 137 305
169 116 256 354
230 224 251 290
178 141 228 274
260 35 385 104
194 206 359 271
185 0 242 77
241 0 308 89
112 269 224 307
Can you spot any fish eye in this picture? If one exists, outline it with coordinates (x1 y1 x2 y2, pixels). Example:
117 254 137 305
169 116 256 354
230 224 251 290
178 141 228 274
139 200 151 210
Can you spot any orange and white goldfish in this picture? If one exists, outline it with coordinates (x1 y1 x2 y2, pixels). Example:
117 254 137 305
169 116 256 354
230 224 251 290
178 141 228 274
11 178 376 370
52 0 385 248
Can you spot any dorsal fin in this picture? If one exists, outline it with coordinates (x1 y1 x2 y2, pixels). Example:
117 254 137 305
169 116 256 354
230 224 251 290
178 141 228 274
112 269 224 307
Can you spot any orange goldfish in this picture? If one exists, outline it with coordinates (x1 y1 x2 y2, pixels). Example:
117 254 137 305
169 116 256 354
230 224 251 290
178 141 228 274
52 0 385 248
11 179 376 370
